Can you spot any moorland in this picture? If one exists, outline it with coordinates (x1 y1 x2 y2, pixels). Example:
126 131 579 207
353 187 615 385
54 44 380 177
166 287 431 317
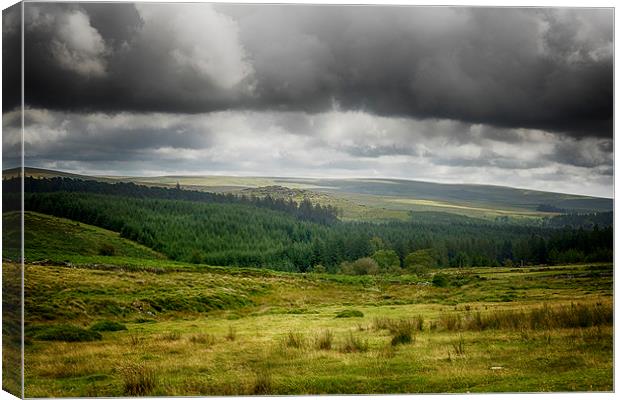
1 168 614 396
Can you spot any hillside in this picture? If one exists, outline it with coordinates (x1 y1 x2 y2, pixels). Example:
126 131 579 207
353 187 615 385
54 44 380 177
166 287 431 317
13 167 613 220
3 211 165 263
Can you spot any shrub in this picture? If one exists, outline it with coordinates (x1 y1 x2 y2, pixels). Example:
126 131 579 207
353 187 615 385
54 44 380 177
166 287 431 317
371 249 400 272
315 329 334 350
432 273 449 287
404 249 437 275
340 332 369 353
90 320 127 332
134 317 156 324
32 324 102 342
98 243 116 256
189 250 203 264
311 264 326 273
335 309 364 318
118 362 156 396
341 257 380 275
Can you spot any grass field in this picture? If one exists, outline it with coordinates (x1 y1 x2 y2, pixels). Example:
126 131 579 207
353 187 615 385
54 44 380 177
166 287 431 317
13 256 613 396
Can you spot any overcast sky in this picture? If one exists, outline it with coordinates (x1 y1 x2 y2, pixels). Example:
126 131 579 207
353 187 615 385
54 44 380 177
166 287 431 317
2 3 613 197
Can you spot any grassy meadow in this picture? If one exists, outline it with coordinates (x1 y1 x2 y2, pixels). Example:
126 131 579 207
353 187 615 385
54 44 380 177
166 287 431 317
14 255 613 396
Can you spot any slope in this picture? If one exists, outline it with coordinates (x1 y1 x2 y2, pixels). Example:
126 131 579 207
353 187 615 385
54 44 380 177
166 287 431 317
15 167 612 219
2 211 165 263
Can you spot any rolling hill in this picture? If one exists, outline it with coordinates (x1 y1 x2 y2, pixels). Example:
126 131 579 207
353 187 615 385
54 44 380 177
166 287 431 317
7 167 614 220
3 211 165 263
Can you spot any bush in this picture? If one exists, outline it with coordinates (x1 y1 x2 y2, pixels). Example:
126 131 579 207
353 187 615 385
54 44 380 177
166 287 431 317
134 317 156 324
432 273 449 287
118 362 156 396
189 250 203 264
32 324 102 342
371 249 400 272
335 309 364 318
98 243 116 256
341 257 380 275
90 320 127 332
404 249 436 275
311 264 326 273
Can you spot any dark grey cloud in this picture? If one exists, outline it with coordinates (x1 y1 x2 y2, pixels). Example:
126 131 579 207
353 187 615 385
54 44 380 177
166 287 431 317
2 3 21 114
10 107 613 197
14 4 613 138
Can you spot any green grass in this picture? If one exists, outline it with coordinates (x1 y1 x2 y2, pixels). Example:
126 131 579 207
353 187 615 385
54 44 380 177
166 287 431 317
28 324 102 342
17 259 612 396
4 211 164 263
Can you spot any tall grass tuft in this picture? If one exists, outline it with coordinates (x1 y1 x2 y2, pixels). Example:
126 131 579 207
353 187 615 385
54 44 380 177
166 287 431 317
189 333 216 346
118 362 157 396
439 313 463 331
458 302 613 332
285 332 305 349
415 314 425 332
251 370 273 395
161 331 181 341
315 329 334 350
340 332 369 353
390 319 415 346
373 317 391 331
225 325 237 341
452 336 465 356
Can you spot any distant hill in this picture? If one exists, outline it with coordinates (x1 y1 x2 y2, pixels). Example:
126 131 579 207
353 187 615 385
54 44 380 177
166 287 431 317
11 167 613 219
273 177 613 214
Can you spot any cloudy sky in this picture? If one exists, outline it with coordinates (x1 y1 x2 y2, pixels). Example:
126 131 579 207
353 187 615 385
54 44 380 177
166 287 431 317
2 3 613 197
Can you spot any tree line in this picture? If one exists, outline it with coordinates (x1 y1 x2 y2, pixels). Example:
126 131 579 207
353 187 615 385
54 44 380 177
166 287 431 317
5 177 613 273
6 176 338 225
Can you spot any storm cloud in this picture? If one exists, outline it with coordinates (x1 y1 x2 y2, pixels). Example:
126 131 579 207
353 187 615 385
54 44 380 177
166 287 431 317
2 3 613 197
6 3 611 138
3 106 612 197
